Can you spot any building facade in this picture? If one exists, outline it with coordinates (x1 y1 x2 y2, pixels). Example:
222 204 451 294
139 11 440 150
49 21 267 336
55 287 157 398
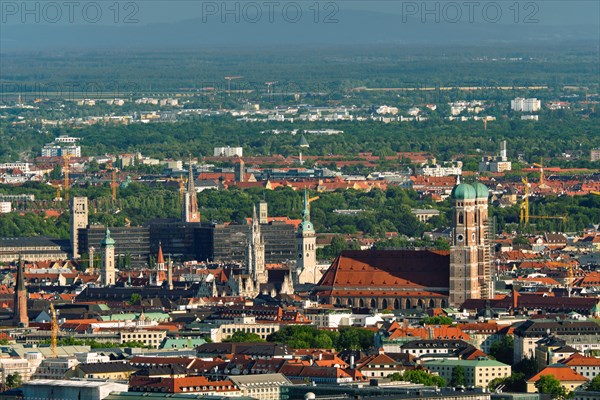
296 191 320 285
101 228 116 286
70 197 88 258
423 358 511 388
449 182 492 306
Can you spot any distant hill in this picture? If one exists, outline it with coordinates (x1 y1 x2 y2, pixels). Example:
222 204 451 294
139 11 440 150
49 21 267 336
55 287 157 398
1 9 598 50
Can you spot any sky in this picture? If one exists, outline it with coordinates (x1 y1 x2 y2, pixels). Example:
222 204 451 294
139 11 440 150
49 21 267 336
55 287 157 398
0 1 598 49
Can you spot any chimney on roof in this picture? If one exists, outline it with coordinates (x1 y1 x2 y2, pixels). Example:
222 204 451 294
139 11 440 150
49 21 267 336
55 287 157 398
512 288 519 309
350 355 355 369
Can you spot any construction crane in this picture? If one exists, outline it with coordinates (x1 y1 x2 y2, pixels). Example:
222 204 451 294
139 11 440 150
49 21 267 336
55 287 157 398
519 177 530 224
111 168 118 202
533 158 550 189
50 303 58 358
62 155 73 202
265 81 278 94
520 177 567 224
224 76 242 96
307 196 319 212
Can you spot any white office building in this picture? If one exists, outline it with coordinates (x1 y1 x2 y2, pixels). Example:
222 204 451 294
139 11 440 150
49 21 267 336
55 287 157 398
511 98 541 112
214 146 243 157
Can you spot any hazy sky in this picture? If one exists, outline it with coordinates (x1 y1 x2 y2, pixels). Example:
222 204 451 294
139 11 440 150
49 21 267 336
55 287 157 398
132 1 599 26
2 1 598 26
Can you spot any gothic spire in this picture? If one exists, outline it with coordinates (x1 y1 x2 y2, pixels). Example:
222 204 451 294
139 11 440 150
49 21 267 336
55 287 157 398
302 189 310 222
187 157 195 194
16 255 25 292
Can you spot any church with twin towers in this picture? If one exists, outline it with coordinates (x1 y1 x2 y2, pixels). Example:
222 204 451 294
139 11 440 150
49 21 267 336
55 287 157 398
70 163 491 308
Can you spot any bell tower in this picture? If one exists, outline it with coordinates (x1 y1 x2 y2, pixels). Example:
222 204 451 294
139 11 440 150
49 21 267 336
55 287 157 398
183 159 200 223
296 190 320 285
449 183 481 307
101 228 116 286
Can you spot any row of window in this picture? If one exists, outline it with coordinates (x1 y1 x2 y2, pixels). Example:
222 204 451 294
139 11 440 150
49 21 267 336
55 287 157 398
222 326 276 334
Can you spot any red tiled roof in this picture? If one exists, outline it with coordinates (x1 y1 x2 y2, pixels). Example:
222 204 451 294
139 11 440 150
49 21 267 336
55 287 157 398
528 366 588 383
559 353 600 367
316 250 449 297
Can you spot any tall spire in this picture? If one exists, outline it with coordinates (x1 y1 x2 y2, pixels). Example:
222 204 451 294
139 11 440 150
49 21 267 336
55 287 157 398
302 189 310 222
187 156 195 193
14 255 29 327
16 255 25 292
157 242 165 265
182 157 200 223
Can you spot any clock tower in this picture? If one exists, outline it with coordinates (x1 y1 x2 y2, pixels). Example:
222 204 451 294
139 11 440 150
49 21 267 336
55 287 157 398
296 190 320 285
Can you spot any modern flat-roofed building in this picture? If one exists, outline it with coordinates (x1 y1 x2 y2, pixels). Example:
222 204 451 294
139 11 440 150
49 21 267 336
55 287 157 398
78 225 150 267
22 379 128 400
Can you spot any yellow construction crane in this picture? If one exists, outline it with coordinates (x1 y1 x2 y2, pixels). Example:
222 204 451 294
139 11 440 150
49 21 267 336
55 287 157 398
519 178 530 224
224 76 242 96
533 158 550 189
50 303 58 358
308 196 319 212
111 168 118 202
162 177 186 206
178 175 185 205
520 177 567 224
62 155 73 202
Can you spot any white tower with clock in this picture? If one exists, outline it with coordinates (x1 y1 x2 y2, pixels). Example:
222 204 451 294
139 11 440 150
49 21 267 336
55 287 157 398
449 182 488 307
296 190 321 285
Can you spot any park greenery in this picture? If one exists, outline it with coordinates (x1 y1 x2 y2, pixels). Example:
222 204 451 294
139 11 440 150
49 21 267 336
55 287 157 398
586 375 600 392
535 375 573 400
43 336 149 349
389 369 446 387
4 372 22 389
223 331 265 343
1 182 599 244
268 325 374 351
488 335 514 365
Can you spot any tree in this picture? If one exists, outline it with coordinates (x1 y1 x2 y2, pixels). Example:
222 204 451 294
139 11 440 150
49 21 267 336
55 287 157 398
129 293 141 305
423 316 453 325
586 375 600 392
489 335 514 365
5 372 22 389
224 331 265 343
450 365 466 387
49 164 62 180
514 356 538 378
535 375 571 400
390 369 445 387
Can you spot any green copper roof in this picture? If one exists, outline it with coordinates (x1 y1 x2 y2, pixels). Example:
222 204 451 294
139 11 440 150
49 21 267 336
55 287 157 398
298 190 315 233
451 183 476 200
472 182 489 199
100 228 115 246
423 358 510 368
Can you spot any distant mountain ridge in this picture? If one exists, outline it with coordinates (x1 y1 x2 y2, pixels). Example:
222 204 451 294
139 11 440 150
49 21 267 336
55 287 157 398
1 9 598 50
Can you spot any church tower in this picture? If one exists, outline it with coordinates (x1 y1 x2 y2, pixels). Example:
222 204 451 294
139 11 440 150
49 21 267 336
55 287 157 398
247 205 267 286
473 183 493 300
296 190 320 285
182 159 201 223
155 242 166 286
101 228 116 286
13 257 28 327
449 182 490 307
